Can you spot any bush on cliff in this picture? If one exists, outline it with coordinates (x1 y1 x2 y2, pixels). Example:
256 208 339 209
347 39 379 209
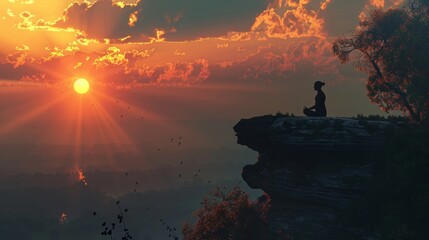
182 187 289 240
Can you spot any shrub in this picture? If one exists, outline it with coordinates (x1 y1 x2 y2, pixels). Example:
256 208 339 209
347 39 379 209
182 187 289 240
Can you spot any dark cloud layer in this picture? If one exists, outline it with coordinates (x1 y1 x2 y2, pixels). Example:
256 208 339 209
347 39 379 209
55 0 268 41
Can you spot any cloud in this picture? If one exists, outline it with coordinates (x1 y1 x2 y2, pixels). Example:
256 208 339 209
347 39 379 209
54 0 137 40
370 0 385 8
76 57 211 87
251 0 326 39
217 43 229 48
0 43 213 86
209 38 336 83
320 0 332 10
174 49 186 56
6 8 15 17
128 10 138 27
0 35 337 87
1 0 386 89
53 0 268 41
5 44 33 68
358 0 405 23
145 59 210 85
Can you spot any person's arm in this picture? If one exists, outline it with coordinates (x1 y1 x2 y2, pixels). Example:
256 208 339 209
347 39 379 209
307 105 316 110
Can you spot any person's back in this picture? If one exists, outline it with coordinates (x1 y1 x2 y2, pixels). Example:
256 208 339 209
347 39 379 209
303 81 327 117
314 90 327 117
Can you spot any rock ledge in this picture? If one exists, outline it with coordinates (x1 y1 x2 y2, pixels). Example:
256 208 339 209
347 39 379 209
234 116 399 239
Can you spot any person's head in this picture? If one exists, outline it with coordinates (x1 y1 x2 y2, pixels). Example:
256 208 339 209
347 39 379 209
314 81 325 91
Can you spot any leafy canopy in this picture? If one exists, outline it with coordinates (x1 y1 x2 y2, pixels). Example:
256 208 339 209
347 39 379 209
333 0 429 124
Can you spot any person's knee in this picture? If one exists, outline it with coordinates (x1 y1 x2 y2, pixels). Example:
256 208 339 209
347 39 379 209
303 108 310 116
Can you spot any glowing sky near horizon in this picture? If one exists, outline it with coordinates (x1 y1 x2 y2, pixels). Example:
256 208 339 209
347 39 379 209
0 0 405 148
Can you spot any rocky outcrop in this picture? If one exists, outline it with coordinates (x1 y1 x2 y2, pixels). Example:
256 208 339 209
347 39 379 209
234 116 400 240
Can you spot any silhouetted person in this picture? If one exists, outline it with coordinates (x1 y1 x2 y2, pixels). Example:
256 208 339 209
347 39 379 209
303 81 327 117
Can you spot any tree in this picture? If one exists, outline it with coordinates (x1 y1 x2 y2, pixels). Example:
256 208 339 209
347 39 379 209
333 1 429 124
182 187 289 240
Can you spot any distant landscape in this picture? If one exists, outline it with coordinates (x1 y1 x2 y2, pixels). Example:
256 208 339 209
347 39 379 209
0 145 261 240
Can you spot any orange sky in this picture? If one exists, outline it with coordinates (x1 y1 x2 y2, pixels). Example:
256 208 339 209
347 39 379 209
0 0 403 85
0 0 404 150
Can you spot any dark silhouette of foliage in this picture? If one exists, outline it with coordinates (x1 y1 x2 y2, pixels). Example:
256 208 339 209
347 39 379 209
354 114 409 124
364 127 429 239
182 187 289 240
333 0 429 124
275 111 295 117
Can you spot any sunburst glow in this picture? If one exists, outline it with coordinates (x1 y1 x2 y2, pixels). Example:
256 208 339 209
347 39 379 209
73 78 90 95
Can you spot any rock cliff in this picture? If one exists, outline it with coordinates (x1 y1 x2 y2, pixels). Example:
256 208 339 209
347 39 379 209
234 116 399 240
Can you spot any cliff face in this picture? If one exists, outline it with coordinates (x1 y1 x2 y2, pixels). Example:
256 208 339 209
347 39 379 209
234 116 398 240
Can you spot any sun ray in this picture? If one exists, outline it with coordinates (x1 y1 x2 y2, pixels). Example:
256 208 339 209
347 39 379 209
73 97 83 170
94 90 165 120
0 80 46 89
0 92 69 135
89 94 139 151
93 89 199 145
94 88 214 150
88 103 119 167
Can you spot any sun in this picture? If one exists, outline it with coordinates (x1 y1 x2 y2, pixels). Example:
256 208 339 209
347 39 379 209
73 78 90 95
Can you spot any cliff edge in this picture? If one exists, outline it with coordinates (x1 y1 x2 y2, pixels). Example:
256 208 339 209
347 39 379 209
234 116 399 239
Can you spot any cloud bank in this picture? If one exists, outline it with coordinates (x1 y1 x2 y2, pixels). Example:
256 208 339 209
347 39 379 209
0 0 404 87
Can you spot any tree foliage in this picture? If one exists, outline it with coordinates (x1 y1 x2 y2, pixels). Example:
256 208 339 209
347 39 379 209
333 0 429 124
368 128 429 239
182 187 289 240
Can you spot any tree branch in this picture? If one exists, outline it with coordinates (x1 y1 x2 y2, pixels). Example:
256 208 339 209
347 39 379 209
369 58 420 122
